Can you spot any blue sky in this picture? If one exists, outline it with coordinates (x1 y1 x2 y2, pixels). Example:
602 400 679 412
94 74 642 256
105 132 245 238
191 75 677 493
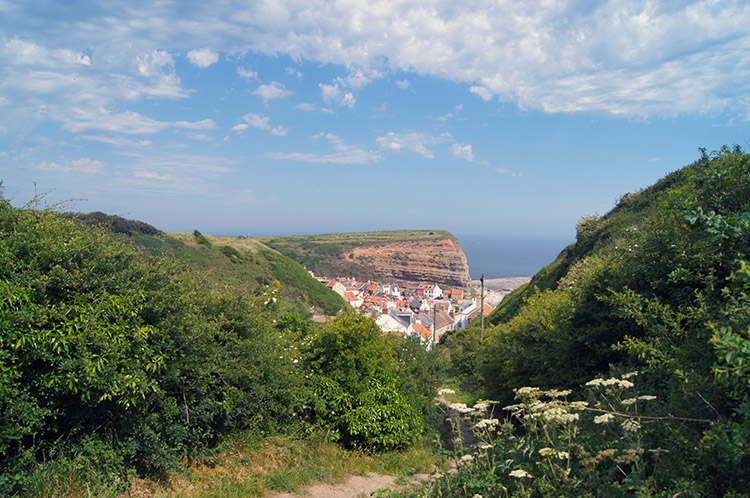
1 0 749 239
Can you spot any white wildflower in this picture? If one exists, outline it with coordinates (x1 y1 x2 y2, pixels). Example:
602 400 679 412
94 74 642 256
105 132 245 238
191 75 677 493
515 386 541 396
538 447 555 457
622 419 641 432
621 398 637 406
478 443 493 450
437 388 455 395
594 413 615 424
621 371 639 379
473 401 490 412
638 395 657 401
509 469 531 478
460 454 474 462
585 378 605 387
557 451 570 460
569 401 589 410
474 418 499 429
545 389 572 398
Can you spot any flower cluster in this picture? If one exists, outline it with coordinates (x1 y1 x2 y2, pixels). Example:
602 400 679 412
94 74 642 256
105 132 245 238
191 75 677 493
584 377 635 389
474 418 499 429
539 447 569 459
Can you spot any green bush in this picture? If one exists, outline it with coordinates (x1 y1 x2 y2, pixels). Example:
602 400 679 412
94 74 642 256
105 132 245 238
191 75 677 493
303 311 431 451
0 193 306 495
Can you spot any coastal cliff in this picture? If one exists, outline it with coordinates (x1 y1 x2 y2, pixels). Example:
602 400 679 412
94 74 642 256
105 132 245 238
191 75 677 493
345 237 472 288
257 230 472 289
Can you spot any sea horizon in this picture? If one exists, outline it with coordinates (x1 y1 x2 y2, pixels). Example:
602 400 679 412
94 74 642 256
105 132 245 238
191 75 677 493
456 233 575 280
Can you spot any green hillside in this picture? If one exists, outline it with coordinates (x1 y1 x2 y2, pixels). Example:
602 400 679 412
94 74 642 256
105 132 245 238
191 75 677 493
440 145 750 496
0 193 440 497
67 213 346 315
256 229 455 280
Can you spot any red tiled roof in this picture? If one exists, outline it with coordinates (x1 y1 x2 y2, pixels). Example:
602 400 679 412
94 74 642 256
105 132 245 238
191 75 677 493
414 321 431 340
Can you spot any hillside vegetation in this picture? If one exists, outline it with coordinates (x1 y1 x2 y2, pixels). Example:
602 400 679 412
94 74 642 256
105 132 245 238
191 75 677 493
434 145 750 497
67 213 346 315
256 229 455 281
0 194 441 497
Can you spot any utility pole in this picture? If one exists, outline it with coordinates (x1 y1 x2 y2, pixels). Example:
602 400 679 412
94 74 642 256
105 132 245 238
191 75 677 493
432 303 436 348
480 273 485 343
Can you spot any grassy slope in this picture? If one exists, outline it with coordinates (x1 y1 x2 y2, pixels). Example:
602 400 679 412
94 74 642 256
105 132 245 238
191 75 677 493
67 213 346 315
256 229 457 281
152 231 347 315
485 162 695 327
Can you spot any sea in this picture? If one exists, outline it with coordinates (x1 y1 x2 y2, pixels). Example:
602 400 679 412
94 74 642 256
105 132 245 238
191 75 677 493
455 233 575 279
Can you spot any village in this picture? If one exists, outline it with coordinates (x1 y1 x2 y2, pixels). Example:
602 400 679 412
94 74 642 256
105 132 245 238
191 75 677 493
313 275 494 347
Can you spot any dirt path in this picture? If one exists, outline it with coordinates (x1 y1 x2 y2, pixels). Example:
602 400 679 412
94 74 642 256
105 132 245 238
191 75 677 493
265 472 399 498
264 399 471 498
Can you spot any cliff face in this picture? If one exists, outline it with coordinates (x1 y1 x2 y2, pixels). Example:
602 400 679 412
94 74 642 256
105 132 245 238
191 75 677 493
344 238 472 288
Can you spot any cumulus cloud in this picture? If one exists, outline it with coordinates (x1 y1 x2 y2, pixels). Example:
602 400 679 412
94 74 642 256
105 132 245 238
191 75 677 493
253 81 292 102
0 0 748 127
452 143 475 162
187 48 219 68
319 82 355 108
235 112 287 136
237 67 258 80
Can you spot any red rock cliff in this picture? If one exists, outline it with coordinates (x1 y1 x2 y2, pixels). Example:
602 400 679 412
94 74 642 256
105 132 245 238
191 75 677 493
344 238 472 288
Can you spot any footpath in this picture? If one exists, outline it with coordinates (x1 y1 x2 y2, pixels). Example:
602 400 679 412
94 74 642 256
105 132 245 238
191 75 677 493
265 397 474 498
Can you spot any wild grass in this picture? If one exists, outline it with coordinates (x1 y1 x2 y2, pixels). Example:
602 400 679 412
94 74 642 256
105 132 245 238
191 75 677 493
125 432 442 498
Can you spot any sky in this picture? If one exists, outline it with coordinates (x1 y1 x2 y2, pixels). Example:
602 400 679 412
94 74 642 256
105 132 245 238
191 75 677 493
1 0 749 241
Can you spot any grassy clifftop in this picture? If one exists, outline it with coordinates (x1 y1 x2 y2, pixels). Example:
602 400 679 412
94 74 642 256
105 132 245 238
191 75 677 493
255 229 460 283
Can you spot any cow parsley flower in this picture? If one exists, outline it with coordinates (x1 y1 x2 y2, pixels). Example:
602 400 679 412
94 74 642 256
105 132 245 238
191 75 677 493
509 469 531 478
594 413 615 424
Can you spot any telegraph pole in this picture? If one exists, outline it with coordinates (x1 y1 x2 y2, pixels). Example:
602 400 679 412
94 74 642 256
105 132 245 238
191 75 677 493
480 273 485 343
432 303 437 348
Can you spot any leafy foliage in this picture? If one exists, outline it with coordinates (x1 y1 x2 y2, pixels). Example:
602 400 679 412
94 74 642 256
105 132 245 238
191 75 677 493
0 195 307 495
303 311 437 451
442 145 750 496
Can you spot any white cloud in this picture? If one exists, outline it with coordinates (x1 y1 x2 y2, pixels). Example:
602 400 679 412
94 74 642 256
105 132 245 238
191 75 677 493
80 135 153 148
237 67 258 80
187 48 219 68
296 102 334 113
37 158 104 174
267 147 378 165
436 105 463 122
253 81 292 102
173 119 217 130
1 0 748 122
235 112 287 135
269 132 379 164
376 131 452 159
62 107 168 134
61 107 217 135
319 82 356 108
395 79 410 89
452 143 475 162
